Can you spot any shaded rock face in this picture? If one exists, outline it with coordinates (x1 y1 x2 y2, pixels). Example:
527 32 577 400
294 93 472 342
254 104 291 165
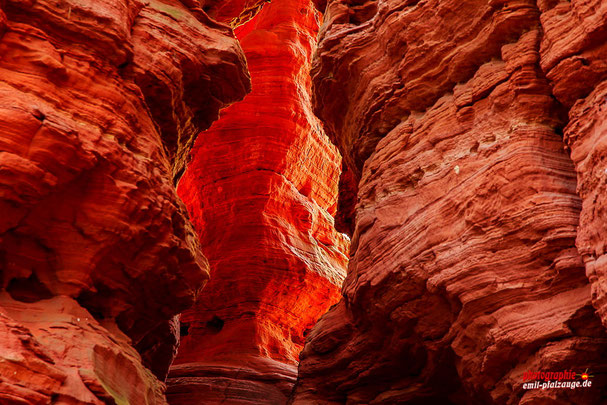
293 0 607 404
168 0 348 403
0 0 249 402
545 0 607 332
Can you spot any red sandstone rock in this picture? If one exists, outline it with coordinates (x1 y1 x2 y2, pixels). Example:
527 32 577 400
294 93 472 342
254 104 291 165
0 294 166 404
311 0 540 178
564 80 607 330
0 0 249 402
168 0 348 403
539 0 607 108
293 1 607 404
542 0 607 333
200 0 267 27
4 0 607 403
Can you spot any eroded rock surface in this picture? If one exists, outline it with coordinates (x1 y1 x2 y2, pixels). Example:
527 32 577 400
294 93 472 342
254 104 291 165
293 1 607 404
543 0 607 333
0 0 249 402
168 0 348 403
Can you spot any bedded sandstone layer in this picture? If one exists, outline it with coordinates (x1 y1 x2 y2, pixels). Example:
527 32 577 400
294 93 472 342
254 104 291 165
293 1 607 404
168 1 348 403
540 0 607 332
565 83 607 332
0 0 249 402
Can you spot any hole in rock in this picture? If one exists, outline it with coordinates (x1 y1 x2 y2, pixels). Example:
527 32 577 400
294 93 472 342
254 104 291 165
32 110 46 122
180 322 190 336
205 316 224 333
76 282 113 321
299 181 312 197
7 273 53 303
469 141 479 154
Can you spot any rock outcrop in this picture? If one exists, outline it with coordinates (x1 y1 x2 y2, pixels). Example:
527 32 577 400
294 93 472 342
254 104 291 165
4 0 607 403
0 0 249 402
168 0 348 403
542 0 607 331
293 0 607 404
197 0 267 27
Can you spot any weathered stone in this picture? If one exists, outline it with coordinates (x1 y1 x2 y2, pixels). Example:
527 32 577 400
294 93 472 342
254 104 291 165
168 0 348 402
0 0 249 402
293 1 607 404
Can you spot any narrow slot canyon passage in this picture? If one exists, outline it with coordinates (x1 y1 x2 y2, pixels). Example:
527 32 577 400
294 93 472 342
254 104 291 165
2 1 607 404
167 1 349 402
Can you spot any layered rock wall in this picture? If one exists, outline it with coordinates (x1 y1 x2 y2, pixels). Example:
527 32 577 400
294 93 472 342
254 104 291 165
4 0 607 403
0 0 249 402
167 0 349 403
542 0 607 331
293 0 607 404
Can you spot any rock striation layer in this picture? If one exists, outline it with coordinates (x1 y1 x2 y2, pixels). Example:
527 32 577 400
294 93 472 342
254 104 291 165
293 0 607 404
542 0 607 333
168 0 348 403
0 0 249 402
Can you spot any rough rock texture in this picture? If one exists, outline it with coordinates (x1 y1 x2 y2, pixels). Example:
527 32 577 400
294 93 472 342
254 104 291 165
565 82 607 331
293 0 607 404
197 0 267 27
541 0 607 331
0 0 249 402
168 1 348 403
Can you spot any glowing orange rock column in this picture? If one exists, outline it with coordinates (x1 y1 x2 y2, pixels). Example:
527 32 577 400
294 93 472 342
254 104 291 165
168 0 349 403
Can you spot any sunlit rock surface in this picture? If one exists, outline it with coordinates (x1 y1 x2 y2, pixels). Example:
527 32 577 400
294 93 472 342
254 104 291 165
3 0 607 403
168 0 348 403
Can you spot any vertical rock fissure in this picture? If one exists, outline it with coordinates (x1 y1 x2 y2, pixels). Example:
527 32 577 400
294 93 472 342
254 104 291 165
167 0 349 403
